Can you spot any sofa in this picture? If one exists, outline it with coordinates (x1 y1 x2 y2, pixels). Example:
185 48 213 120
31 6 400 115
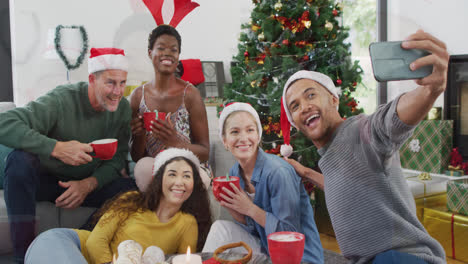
0 102 235 255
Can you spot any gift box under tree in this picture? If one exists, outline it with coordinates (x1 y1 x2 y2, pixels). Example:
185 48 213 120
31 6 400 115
423 207 468 262
400 120 453 174
447 179 468 216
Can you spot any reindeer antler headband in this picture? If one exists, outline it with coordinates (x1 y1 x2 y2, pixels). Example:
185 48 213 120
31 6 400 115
142 0 199 27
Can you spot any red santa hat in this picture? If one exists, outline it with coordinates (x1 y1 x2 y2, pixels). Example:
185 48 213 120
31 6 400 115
280 70 341 157
88 47 129 74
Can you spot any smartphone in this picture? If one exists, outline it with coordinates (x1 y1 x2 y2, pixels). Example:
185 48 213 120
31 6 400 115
369 41 433 82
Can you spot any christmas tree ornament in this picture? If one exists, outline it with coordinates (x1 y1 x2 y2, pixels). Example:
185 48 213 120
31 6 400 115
337 2 344 11
316 11 320 17
258 32 265 41
302 55 309 61
282 39 290 46
250 80 257 87
336 79 342 85
251 24 261 31
303 20 311 29
332 9 338 16
274 1 283 11
353 81 357 86
295 41 306 47
244 51 249 57
325 21 333 31
305 43 314 51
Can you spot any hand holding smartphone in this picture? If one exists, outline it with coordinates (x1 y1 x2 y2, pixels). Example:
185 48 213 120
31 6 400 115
369 41 433 82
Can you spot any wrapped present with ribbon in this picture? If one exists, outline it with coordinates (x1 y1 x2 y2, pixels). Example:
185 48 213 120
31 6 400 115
445 165 465 177
406 174 447 199
415 193 446 222
447 179 468 216
400 120 453 174
423 207 468 262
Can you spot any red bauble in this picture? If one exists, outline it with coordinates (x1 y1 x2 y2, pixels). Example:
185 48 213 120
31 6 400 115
352 81 357 86
332 9 338 16
244 51 249 57
303 55 309 61
336 79 342 85
282 39 290 46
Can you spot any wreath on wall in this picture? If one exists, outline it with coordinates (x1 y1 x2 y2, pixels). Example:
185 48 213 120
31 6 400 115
54 25 88 70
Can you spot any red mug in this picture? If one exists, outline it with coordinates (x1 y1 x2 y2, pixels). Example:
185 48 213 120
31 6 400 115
143 112 167 131
267 231 305 264
212 176 241 202
90 138 118 160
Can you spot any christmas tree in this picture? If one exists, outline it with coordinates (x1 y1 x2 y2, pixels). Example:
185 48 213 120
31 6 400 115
220 0 364 169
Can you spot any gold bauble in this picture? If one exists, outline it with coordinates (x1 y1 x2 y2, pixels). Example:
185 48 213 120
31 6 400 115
274 1 283 11
252 24 260 31
303 20 311 29
250 80 257 87
337 2 344 10
325 21 333 31
258 32 265 41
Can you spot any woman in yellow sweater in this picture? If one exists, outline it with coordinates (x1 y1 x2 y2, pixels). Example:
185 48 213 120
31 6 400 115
24 148 212 264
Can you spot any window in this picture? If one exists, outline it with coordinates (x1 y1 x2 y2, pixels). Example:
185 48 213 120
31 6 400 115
342 0 377 113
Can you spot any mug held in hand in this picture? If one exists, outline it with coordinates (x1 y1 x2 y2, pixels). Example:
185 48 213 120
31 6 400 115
90 138 118 160
369 41 433 82
212 176 241 202
143 111 167 132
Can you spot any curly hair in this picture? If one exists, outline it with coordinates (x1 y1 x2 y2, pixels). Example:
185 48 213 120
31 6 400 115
148 25 182 53
91 157 212 252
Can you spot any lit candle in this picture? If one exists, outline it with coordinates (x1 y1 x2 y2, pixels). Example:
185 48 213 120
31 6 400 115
171 247 202 264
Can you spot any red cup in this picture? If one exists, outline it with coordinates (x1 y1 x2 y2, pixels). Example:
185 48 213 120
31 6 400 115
268 231 305 264
212 176 241 202
143 112 167 131
90 138 118 160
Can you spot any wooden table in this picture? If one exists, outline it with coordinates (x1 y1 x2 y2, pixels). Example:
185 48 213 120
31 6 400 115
166 249 347 264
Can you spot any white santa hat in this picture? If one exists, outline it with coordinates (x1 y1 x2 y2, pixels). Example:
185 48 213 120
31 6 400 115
218 102 262 142
152 148 200 176
134 148 200 192
280 70 341 157
88 47 129 74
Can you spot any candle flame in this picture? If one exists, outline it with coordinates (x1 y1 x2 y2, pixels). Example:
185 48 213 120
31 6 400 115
186 246 191 261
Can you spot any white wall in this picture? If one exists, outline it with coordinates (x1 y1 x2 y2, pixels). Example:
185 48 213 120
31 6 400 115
386 0 468 107
10 0 468 107
10 0 253 106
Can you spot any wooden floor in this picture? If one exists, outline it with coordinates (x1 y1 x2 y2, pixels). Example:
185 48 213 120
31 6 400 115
319 233 466 264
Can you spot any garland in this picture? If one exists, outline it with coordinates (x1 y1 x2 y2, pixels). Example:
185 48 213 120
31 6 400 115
54 25 88 70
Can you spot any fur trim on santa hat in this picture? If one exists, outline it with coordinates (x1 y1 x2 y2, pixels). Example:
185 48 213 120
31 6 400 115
88 47 129 74
152 148 200 176
218 102 262 141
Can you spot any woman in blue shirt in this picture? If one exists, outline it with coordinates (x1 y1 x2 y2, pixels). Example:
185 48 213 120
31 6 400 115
202 102 323 263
